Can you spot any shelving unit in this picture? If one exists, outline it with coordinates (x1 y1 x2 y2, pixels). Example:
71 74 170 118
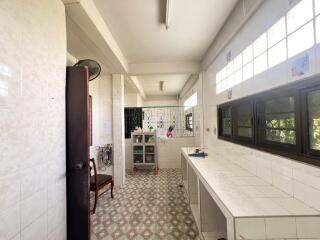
131 132 158 174
181 147 320 240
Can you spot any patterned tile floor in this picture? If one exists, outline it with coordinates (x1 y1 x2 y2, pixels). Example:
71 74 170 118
91 169 201 240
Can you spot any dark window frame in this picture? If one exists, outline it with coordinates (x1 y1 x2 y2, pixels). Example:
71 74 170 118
186 113 193 131
124 107 143 139
233 100 255 145
301 85 320 158
217 76 320 167
256 90 301 154
218 105 232 139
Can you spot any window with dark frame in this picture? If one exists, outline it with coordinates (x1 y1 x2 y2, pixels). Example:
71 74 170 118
234 101 254 142
124 108 143 139
219 106 232 137
304 86 320 157
217 77 320 167
256 94 299 154
308 89 320 151
186 113 193 131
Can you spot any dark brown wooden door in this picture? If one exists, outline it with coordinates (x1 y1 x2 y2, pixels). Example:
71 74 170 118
66 66 90 240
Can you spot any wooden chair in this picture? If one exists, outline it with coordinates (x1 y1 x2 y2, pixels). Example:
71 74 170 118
90 158 114 213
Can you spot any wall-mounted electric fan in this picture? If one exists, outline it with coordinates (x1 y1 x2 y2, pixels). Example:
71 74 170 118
74 59 101 81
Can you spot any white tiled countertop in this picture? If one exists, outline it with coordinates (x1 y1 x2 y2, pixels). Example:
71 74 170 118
181 147 320 218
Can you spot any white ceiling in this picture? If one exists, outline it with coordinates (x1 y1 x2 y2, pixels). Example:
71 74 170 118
66 15 113 73
136 74 190 96
93 0 237 64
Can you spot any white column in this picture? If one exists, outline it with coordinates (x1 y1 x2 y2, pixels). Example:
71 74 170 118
112 74 125 186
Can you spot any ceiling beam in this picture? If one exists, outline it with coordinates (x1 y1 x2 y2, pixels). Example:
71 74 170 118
64 0 129 73
126 76 147 100
67 52 78 66
179 74 199 98
128 61 201 75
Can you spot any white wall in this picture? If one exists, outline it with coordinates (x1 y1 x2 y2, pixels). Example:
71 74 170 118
124 92 144 107
89 74 113 175
0 0 66 239
124 93 194 170
202 0 320 212
124 91 142 171
179 75 203 147
158 137 195 168
89 74 113 146
137 93 143 107
143 96 179 107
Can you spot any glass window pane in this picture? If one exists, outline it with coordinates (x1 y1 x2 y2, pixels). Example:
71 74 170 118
216 71 221 84
243 45 253 64
288 21 314 58
266 96 295 113
234 54 242 70
216 82 222 94
264 96 296 145
243 61 253 81
227 60 234 76
237 104 252 138
266 129 296 144
238 128 253 138
268 17 286 47
286 0 313 34
254 33 267 57
316 16 320 44
221 79 227 92
316 0 320 16
221 66 227 80
227 74 234 88
266 113 296 129
234 68 243 85
268 39 287 68
254 52 268 75
222 107 232 135
308 89 320 151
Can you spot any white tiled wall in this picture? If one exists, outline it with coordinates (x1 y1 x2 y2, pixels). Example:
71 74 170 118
202 0 320 217
212 140 320 212
0 0 67 239
179 75 203 147
89 74 113 147
158 137 195 168
89 74 113 175
236 216 320 239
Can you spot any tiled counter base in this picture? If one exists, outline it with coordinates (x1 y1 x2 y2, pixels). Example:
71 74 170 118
181 148 320 240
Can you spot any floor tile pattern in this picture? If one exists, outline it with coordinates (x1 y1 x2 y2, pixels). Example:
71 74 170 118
91 169 201 240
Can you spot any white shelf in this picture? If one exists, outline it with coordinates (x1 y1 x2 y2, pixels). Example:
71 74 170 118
131 132 158 170
182 147 320 240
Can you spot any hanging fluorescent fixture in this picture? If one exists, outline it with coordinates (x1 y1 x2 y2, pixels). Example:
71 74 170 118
165 0 171 30
159 81 164 91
